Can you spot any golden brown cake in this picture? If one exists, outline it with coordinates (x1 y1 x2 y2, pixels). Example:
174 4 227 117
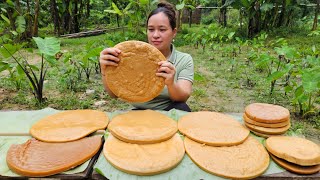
270 154 320 175
243 113 289 128
105 40 165 102
6 136 101 177
245 103 290 123
249 129 284 138
30 110 109 142
178 111 249 146
108 110 177 144
266 136 320 166
245 122 290 135
184 136 269 179
103 133 185 175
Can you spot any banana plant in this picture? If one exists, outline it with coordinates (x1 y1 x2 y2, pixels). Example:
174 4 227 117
104 1 133 30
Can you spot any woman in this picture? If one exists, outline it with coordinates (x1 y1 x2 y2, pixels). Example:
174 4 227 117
99 2 194 112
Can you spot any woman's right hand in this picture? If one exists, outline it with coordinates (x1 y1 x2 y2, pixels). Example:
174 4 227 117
99 48 121 75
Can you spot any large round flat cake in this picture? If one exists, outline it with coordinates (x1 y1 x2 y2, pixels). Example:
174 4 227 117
105 41 165 102
7 136 101 177
103 134 185 175
178 111 249 146
108 110 177 144
266 136 320 166
184 136 269 179
245 103 290 123
30 110 109 142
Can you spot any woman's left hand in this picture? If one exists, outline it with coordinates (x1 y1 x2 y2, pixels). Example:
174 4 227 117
156 61 175 86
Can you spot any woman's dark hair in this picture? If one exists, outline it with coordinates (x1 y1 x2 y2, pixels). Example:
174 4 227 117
147 2 176 30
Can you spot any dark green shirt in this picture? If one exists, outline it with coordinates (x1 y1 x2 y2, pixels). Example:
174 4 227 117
132 45 194 110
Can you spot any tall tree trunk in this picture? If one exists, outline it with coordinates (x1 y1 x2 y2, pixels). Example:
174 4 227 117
248 2 261 38
33 0 40 37
286 9 294 27
219 0 227 27
26 0 33 38
71 0 80 33
63 0 71 34
272 4 279 27
188 9 192 28
278 0 286 27
86 0 90 18
312 0 320 31
177 10 182 30
79 0 84 28
50 0 60 35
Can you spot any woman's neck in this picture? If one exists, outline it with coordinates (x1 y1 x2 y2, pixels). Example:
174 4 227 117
161 46 172 60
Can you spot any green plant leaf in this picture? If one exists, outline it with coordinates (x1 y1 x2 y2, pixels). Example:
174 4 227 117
111 2 123 15
256 53 272 68
302 68 320 93
16 64 25 75
1 8 7 13
0 61 10 72
284 85 293 93
260 3 273 12
33 37 60 56
227 32 235 40
15 16 26 33
6 0 15 7
28 64 39 71
10 31 18 36
0 14 10 24
0 44 22 58
139 0 149 5
311 45 316 54
85 47 103 59
292 85 304 104
176 2 185 10
104 9 117 14
44 55 57 66
275 46 298 59
267 70 287 82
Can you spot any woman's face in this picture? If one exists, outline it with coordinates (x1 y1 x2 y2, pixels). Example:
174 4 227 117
147 12 177 53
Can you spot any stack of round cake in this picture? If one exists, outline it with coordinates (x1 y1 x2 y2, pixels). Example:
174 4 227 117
104 110 185 175
266 136 320 174
178 111 270 179
243 103 291 138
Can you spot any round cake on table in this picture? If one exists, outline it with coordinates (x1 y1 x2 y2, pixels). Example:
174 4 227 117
243 103 291 137
103 133 185 175
108 110 177 144
184 136 269 179
105 40 165 102
6 136 101 177
266 136 320 166
30 109 109 142
178 111 250 146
